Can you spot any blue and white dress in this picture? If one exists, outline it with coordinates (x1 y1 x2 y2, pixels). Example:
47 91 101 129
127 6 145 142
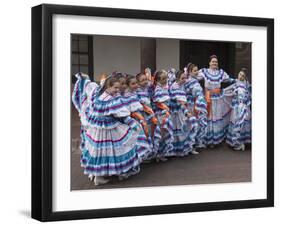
152 84 174 157
197 68 234 145
224 80 251 149
184 77 208 148
169 81 198 156
72 74 99 154
136 86 161 158
80 91 141 177
122 90 154 161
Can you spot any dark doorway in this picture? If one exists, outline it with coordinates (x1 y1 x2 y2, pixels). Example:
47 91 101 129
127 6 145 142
140 38 156 73
180 40 251 81
180 40 236 77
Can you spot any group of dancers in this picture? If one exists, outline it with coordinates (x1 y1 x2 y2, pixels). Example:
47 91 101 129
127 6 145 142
72 55 251 185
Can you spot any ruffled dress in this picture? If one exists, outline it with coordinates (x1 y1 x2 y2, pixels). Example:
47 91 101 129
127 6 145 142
136 86 161 158
80 91 141 177
197 68 234 145
184 77 208 147
151 84 174 157
224 80 251 148
121 90 154 161
72 74 99 154
169 82 198 156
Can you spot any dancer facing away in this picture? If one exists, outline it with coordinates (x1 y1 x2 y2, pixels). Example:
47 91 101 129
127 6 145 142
195 55 234 147
169 70 199 156
75 75 142 185
152 70 174 161
224 68 251 151
184 63 208 149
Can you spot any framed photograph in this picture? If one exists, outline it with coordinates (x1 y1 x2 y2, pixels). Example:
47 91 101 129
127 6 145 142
32 4 274 221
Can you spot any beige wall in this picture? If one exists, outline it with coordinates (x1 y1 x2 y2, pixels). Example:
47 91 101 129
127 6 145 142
156 39 180 71
93 36 141 81
93 36 180 81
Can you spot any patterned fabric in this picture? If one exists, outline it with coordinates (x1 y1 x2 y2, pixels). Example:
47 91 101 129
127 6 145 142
136 86 161 159
197 68 234 145
167 68 176 87
121 91 154 161
224 80 251 148
72 74 100 157
121 91 144 112
184 77 208 147
152 84 174 157
169 82 198 156
77 90 141 177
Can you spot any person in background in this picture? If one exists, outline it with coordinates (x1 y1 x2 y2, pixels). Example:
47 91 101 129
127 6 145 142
136 72 160 160
224 68 251 151
123 74 154 161
152 70 174 161
195 55 234 147
184 63 208 149
169 70 199 156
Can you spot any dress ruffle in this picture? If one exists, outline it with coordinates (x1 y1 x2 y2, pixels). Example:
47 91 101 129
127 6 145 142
152 85 171 103
224 81 252 148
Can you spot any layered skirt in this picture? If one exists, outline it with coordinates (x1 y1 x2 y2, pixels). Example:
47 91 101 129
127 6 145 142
81 116 141 177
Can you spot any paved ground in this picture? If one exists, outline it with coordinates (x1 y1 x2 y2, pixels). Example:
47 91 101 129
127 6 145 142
71 106 251 190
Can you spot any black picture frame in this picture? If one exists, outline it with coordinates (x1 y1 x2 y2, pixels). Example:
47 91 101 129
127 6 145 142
31 3 274 222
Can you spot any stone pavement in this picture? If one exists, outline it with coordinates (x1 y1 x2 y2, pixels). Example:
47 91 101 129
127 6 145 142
71 107 251 190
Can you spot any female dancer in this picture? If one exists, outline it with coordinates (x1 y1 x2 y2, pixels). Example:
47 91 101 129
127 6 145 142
224 68 251 150
184 63 208 149
136 72 160 160
169 70 198 156
152 70 174 160
123 74 154 161
72 72 99 167
195 55 234 146
77 75 141 185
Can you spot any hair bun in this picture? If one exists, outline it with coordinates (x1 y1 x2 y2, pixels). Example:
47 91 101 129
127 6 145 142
241 67 248 74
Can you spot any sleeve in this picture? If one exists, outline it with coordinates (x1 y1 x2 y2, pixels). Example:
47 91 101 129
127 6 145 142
72 75 90 112
191 82 204 97
110 97 131 118
152 87 170 103
169 86 187 102
222 70 235 83
222 83 236 107
92 96 131 118
236 87 249 124
85 81 99 98
222 83 236 97
125 95 144 112
196 69 206 81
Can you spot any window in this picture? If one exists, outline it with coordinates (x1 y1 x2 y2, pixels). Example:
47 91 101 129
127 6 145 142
71 34 93 83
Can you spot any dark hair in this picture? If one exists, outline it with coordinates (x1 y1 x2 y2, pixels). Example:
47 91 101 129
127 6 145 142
98 76 120 95
240 67 248 75
186 63 198 73
239 67 248 82
112 71 126 81
126 74 136 86
175 70 185 80
154 70 167 82
136 72 146 81
209 54 218 62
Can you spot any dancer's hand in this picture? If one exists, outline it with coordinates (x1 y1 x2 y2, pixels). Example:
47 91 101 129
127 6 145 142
187 112 193 118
